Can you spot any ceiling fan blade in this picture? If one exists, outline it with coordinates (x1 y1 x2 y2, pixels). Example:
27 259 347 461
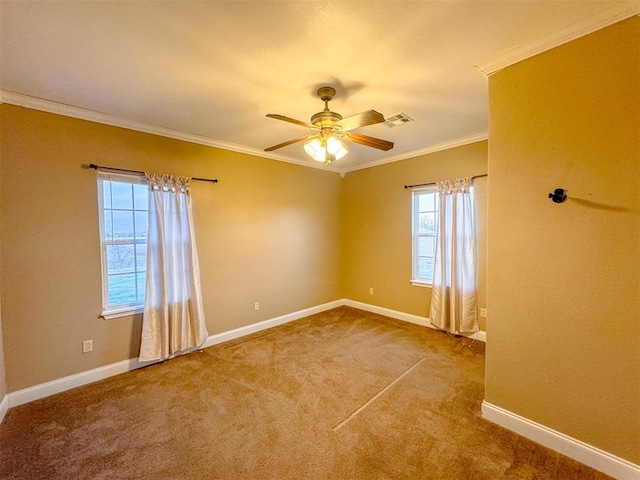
334 110 385 131
344 132 394 151
266 114 313 129
264 136 312 152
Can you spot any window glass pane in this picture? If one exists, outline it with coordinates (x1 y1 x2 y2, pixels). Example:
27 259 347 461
103 181 112 209
108 273 137 305
111 182 133 209
134 211 148 239
107 244 135 273
136 273 146 302
103 210 113 240
112 211 134 239
419 193 435 212
134 184 148 210
419 212 436 235
135 243 147 271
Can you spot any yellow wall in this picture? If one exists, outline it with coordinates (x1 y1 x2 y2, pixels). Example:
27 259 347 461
0 105 342 392
340 141 488 328
486 16 639 463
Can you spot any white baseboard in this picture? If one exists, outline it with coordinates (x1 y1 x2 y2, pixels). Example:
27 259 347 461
7 356 160 409
6 299 344 409
481 401 640 480
201 299 344 349
0 394 8 424
343 299 486 342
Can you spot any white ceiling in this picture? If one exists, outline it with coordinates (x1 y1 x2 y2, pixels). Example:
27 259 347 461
1 1 638 173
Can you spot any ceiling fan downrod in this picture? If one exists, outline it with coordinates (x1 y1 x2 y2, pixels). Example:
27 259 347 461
311 87 343 128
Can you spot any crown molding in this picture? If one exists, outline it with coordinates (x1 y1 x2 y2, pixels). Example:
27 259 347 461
336 131 489 175
1 90 487 175
475 4 640 76
0 90 334 173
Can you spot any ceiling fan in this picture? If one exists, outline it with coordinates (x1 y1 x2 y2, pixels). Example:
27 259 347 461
264 86 394 165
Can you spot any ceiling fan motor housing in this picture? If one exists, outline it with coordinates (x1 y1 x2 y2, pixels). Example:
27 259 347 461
311 110 343 128
312 86 343 128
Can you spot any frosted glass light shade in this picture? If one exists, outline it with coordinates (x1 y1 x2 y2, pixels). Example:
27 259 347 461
326 137 341 154
304 139 325 162
304 136 348 163
326 137 348 160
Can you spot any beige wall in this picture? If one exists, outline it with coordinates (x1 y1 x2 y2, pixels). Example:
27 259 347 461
486 16 639 464
340 141 488 329
0 105 342 392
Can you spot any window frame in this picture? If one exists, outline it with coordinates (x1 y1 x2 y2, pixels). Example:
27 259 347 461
411 186 439 287
97 172 149 319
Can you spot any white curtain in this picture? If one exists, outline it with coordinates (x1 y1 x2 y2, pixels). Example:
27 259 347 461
139 173 208 362
429 177 479 334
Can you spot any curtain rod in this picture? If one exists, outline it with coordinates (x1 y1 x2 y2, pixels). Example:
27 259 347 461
88 163 218 184
404 174 487 189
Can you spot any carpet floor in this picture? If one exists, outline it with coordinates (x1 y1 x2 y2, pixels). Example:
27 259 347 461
0 306 611 479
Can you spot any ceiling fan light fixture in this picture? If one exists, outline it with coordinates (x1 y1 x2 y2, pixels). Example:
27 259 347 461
330 146 348 162
304 136 348 164
335 144 348 161
326 136 345 156
304 139 325 162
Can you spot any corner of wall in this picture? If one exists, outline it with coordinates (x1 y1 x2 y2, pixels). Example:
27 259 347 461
0 312 7 424
0 310 6 424
0 102 8 423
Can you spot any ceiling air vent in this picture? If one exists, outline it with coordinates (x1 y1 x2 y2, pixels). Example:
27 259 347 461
384 112 414 128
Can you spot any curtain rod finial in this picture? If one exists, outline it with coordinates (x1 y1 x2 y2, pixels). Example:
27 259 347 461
548 188 567 203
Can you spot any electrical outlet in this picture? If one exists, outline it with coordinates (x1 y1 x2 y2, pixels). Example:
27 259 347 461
369 288 374 295
254 302 260 311
480 308 487 318
82 340 93 353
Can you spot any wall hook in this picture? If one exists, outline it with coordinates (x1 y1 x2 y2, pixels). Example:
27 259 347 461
548 188 567 203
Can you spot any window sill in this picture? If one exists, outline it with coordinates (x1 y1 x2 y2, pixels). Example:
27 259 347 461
101 306 143 320
410 280 432 288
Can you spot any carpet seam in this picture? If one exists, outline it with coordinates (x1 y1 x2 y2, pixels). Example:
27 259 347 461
333 357 426 431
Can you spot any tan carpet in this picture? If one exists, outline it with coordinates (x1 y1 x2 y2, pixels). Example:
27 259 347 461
0 306 611 479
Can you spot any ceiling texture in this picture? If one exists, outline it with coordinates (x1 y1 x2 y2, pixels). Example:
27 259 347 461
1 1 638 173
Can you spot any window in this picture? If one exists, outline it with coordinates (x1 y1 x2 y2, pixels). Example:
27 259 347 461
97 173 148 317
412 188 438 285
